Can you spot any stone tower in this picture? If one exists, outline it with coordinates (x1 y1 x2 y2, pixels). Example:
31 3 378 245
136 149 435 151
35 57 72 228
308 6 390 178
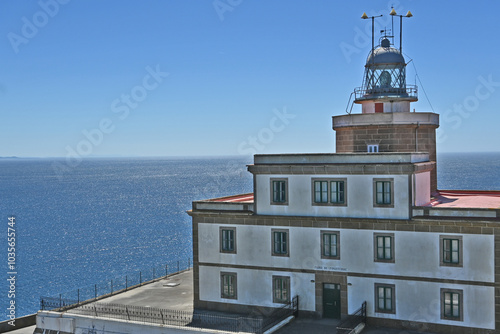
333 26 439 194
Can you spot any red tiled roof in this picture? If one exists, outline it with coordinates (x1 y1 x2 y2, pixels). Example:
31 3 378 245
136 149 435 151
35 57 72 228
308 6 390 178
210 193 254 203
429 190 500 209
204 190 500 210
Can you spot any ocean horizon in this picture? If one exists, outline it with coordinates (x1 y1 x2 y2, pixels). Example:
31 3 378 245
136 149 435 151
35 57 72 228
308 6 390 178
1 152 499 321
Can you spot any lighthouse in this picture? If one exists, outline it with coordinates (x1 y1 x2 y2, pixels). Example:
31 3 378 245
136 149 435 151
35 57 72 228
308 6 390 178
333 10 440 193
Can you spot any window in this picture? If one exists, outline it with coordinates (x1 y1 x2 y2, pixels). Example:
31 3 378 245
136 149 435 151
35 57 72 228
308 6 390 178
375 284 395 313
330 180 345 204
441 289 463 321
321 231 340 259
314 180 328 203
220 272 237 299
440 235 463 267
272 229 289 256
273 276 290 304
367 144 379 153
220 227 236 254
312 178 347 206
443 239 459 263
373 178 394 207
374 233 394 263
270 178 288 205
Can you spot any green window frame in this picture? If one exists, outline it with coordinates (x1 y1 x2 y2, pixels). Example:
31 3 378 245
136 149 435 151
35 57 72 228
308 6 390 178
443 238 459 264
273 276 290 304
321 231 339 259
330 180 345 204
272 230 289 256
375 181 392 205
314 181 328 203
443 291 460 318
220 272 237 299
440 235 463 267
376 235 392 260
441 289 463 321
271 179 288 205
312 178 347 206
220 227 236 253
376 285 394 313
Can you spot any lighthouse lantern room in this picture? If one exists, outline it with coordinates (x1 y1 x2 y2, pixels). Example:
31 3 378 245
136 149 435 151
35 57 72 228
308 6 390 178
354 10 417 114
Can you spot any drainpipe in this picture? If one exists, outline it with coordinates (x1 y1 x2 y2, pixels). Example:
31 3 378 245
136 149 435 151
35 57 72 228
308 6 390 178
413 122 420 207
415 122 420 152
413 172 416 206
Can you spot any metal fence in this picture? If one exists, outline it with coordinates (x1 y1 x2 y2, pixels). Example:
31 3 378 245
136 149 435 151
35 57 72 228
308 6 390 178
336 301 367 334
40 258 191 311
58 296 298 334
40 267 299 333
66 302 263 333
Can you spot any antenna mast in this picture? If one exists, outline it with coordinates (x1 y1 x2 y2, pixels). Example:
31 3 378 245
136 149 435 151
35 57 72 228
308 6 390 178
389 8 413 53
361 12 383 58
391 6 395 45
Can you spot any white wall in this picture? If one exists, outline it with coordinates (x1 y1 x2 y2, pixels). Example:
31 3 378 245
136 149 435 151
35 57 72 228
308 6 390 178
413 171 431 206
37 311 228 334
198 224 495 283
361 101 411 113
197 220 495 330
347 277 496 330
256 174 410 219
198 266 316 311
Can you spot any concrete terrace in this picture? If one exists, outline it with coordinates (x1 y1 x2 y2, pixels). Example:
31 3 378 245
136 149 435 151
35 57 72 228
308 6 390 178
22 269 440 334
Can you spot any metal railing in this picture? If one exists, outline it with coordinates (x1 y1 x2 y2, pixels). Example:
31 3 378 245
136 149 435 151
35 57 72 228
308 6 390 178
354 85 417 100
66 302 262 333
66 303 267 333
40 258 191 311
50 296 299 334
336 301 367 334
261 295 299 332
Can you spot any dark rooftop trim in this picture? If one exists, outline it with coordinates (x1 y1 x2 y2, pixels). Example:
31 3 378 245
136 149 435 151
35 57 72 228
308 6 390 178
253 152 430 166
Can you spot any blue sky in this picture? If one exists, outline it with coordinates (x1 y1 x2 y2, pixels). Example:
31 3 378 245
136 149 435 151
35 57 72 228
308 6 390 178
1 0 499 158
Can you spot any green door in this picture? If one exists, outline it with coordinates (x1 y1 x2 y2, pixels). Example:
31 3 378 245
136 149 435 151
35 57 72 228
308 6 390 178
323 283 341 319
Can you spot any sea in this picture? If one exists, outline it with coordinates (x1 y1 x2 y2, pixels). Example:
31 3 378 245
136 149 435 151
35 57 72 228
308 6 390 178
0 152 499 321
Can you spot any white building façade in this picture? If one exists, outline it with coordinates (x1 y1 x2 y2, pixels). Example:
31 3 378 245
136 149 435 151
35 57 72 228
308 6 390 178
188 12 500 334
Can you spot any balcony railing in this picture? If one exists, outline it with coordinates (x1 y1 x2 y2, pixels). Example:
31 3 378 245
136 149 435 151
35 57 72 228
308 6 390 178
354 85 417 101
42 295 299 334
66 302 263 333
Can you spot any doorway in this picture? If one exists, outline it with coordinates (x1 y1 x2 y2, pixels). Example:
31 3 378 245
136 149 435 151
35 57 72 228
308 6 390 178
323 283 341 319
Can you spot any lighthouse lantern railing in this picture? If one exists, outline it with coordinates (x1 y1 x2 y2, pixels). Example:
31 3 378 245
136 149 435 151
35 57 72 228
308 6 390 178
353 85 417 101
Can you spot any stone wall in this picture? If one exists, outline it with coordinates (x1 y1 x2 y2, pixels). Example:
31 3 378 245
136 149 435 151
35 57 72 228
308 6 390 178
335 124 438 193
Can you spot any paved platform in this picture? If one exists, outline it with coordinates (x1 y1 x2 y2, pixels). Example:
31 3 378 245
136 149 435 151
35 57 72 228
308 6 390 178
96 269 194 311
22 270 439 334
